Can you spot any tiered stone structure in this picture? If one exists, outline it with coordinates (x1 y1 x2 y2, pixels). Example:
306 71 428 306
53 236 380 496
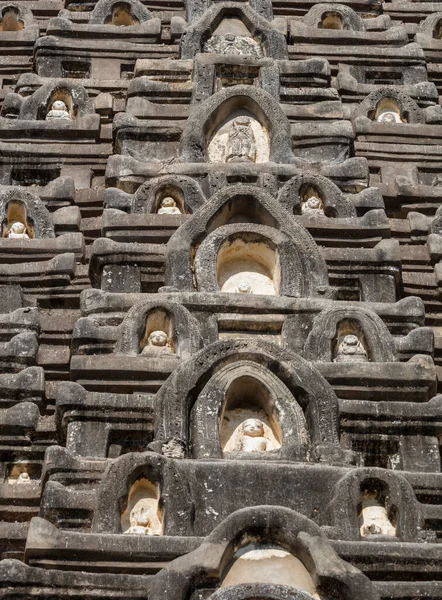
2 0 442 599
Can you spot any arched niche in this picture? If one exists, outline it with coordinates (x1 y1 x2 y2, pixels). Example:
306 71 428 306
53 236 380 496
149 506 379 600
278 173 356 219
121 477 163 535
215 233 278 296
92 452 193 535
353 88 425 125
418 12 442 40
221 544 318 597
126 175 205 214
195 226 286 296
434 19 442 40
304 305 397 363
358 478 396 539
166 185 331 298
0 188 54 239
208 111 269 164
104 2 140 25
43 88 76 121
2 200 34 239
326 468 422 542
190 361 309 459
116 301 202 360
154 340 346 463
180 4 286 60
203 18 264 59
180 86 293 164
303 3 365 31
15 80 93 122
0 3 33 31
373 97 404 124
90 0 151 24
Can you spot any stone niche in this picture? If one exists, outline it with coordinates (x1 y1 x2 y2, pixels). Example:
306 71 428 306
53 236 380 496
220 375 283 454
104 1 140 26
203 18 264 59
220 543 319 598
373 97 404 124
138 308 176 356
0 5 24 31
216 236 279 295
120 478 163 536
358 479 396 539
332 319 369 363
2 200 35 239
208 111 270 164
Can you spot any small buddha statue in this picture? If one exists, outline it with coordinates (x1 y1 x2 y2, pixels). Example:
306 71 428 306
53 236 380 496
376 110 400 124
7 221 29 239
334 334 368 363
235 418 268 453
301 196 325 215
141 330 173 356
157 197 181 215
124 502 156 535
16 472 31 485
360 495 396 537
226 117 257 163
236 280 253 294
46 100 71 121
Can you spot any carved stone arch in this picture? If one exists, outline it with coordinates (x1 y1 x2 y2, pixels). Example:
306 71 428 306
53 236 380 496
116 300 203 359
278 173 356 218
353 88 425 124
130 175 206 214
0 3 34 29
150 506 379 600
180 86 293 164
194 223 304 297
208 585 315 600
191 360 309 459
304 305 397 362
303 3 365 31
92 452 193 535
154 340 346 463
19 80 94 121
183 3 279 52
418 11 442 37
166 185 331 298
90 0 151 24
0 187 55 238
326 468 422 542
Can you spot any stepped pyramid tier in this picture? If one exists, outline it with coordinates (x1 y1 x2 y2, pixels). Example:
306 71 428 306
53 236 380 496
3 0 442 599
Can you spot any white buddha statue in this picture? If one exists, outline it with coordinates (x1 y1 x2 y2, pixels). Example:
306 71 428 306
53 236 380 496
124 501 157 535
334 334 368 363
7 221 29 239
235 418 268 453
141 330 173 356
376 110 400 124
46 100 71 121
360 495 396 537
302 196 324 215
16 472 31 484
157 197 181 215
237 280 253 294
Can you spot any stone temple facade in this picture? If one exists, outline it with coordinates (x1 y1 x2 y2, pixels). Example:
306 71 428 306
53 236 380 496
3 0 442 598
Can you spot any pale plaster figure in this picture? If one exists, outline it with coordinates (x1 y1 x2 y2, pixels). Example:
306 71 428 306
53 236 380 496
360 495 396 537
204 34 263 59
16 472 31 484
46 100 71 121
301 196 325 215
334 334 368 363
376 110 401 124
141 330 173 355
7 222 29 239
234 418 268 452
226 117 257 163
124 501 157 535
237 280 253 294
157 197 182 215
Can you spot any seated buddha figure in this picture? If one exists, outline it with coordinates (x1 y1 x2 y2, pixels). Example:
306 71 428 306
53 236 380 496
334 334 368 363
46 100 71 121
7 221 29 239
233 418 269 453
157 197 182 215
